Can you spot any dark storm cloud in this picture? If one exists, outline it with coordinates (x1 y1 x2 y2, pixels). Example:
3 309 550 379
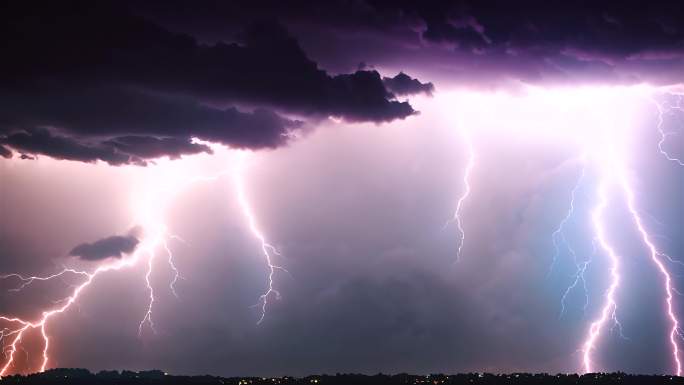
0 4 415 122
403 1 684 56
0 2 421 165
139 1 684 85
12 1 678 164
103 136 211 161
0 128 213 166
0 86 303 164
2 129 133 166
0 145 11 159
70 234 140 261
365 0 684 84
383 73 435 96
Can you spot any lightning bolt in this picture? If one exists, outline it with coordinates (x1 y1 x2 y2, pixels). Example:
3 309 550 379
618 168 682 375
548 158 585 271
233 155 288 325
164 236 187 299
439 86 683 374
187 141 288 324
0 226 167 376
0 270 89 293
138 248 158 336
3 88 681 375
581 94 682 374
445 130 475 261
652 91 684 166
581 165 622 374
552 160 591 318
0 144 288 375
559 260 590 317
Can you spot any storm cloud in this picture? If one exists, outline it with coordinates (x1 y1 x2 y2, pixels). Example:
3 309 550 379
0 86 303 164
4 1 682 164
142 1 684 86
0 2 421 164
70 234 140 261
1 0 683 377
383 73 435 96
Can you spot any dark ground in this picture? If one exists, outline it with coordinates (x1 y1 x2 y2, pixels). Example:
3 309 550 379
0 369 682 385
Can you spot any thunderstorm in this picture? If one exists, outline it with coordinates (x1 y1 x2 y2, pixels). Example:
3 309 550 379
2 1 684 379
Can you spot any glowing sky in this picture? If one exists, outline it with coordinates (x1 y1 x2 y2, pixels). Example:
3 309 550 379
1 0 684 377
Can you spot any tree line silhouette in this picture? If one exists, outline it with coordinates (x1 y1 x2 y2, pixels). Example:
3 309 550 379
1 369 682 385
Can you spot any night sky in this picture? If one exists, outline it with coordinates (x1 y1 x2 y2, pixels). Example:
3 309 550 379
1 0 684 377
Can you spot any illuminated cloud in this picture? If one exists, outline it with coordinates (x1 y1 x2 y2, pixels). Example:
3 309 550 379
2 128 133 166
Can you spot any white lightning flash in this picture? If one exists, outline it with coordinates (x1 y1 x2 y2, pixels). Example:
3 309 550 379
553 161 591 318
233 155 288 325
581 170 622 374
651 91 684 166
580 89 682 374
447 130 475 261
440 86 683 374
0 144 287 375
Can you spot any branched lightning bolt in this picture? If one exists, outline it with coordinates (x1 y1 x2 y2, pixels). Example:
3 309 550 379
549 160 586 274
617 169 682 375
559 261 591 318
138 249 158 336
445 130 475 261
186 142 289 324
233 157 288 325
553 161 591 318
0 146 291 375
4 88 681 375
0 229 166 376
0 270 89 292
581 173 621 374
0 162 226 373
582 105 682 373
164 236 187 299
652 92 684 166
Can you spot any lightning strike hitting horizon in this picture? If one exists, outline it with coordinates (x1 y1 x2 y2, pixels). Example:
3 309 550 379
581 171 622 374
581 89 683 374
581 145 682 373
442 86 682 374
0 227 167 377
0 145 288 375
3 85 683 376
618 164 682 375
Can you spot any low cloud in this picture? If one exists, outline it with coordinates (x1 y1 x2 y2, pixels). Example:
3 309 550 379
70 233 140 261
383 73 435 96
